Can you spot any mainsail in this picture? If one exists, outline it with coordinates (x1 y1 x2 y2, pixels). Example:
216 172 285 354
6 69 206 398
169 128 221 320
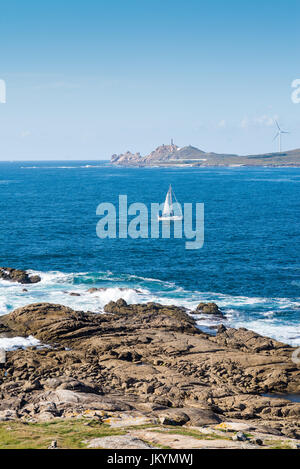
159 185 182 221
162 185 174 217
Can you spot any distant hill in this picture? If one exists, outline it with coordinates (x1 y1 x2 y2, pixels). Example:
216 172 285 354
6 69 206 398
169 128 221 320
111 144 300 167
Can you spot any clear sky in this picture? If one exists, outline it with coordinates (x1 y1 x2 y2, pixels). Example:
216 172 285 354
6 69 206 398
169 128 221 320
0 0 300 160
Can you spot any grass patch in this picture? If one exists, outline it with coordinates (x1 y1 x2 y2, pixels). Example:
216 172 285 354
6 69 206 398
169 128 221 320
264 439 294 450
2 420 291 449
149 427 231 441
126 423 163 430
140 438 172 450
0 419 126 449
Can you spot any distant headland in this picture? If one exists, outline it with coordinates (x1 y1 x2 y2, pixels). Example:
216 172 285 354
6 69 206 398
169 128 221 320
111 142 300 167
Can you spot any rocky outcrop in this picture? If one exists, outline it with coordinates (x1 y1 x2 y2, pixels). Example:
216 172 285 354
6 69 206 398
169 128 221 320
0 300 299 439
111 143 300 168
0 267 41 284
111 143 207 166
86 435 153 449
0 300 198 345
214 326 289 353
195 302 224 317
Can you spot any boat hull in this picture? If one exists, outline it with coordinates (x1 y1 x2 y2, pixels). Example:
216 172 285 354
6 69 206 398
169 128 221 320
157 215 183 221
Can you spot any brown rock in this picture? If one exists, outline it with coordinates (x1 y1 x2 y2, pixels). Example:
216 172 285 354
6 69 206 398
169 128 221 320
87 287 102 293
184 408 222 426
158 409 190 426
195 302 224 316
214 326 290 353
0 410 18 421
0 267 41 284
0 299 299 437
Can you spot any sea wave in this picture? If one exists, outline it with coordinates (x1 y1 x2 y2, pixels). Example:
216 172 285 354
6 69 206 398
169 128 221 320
0 180 18 184
0 269 299 346
21 165 107 170
0 335 40 351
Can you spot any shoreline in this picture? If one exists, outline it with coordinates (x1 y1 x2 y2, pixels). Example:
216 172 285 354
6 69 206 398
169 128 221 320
111 144 300 168
0 298 299 448
0 267 299 347
2 160 300 168
111 163 300 168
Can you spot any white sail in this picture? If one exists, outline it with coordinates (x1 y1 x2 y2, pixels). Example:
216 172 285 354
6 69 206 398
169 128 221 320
162 186 173 216
159 185 182 221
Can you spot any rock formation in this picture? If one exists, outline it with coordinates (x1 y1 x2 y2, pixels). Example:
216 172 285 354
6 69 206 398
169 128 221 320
195 302 224 316
0 300 299 439
0 267 41 284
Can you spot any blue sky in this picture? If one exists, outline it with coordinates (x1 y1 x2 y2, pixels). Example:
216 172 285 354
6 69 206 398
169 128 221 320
0 0 300 160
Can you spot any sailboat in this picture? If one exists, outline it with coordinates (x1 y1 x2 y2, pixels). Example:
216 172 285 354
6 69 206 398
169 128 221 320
158 185 183 221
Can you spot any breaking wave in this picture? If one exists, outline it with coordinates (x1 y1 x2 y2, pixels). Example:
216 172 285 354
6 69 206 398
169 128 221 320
0 335 40 351
0 269 299 346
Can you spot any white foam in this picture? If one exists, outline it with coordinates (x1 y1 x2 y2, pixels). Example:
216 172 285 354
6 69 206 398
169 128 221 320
227 319 300 347
0 269 299 345
31 270 76 285
0 269 150 315
21 166 78 169
0 335 40 351
0 180 18 184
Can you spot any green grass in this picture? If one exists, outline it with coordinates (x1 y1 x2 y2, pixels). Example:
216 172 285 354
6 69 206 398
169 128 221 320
264 439 294 450
149 427 231 441
0 420 232 449
0 419 126 449
0 419 294 449
140 439 172 450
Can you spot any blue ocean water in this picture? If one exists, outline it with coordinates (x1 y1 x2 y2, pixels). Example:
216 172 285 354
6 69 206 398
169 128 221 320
0 161 299 345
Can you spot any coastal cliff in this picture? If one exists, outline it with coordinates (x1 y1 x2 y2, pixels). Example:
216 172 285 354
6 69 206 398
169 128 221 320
111 143 300 167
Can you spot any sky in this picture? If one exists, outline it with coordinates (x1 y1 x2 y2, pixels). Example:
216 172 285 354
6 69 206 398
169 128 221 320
0 0 300 160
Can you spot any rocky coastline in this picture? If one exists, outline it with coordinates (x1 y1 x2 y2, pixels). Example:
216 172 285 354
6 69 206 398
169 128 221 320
111 143 300 168
0 287 299 448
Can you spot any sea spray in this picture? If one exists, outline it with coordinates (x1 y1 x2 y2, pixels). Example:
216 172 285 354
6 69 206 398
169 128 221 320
0 269 299 346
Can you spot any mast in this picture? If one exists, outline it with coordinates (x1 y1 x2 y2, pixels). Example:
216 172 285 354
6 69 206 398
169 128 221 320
169 185 174 216
163 187 170 216
169 185 173 207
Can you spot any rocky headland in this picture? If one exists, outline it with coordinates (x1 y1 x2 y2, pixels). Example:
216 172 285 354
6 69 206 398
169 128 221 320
0 297 299 448
111 143 300 167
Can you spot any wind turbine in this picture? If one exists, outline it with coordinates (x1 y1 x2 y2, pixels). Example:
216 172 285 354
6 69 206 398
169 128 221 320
273 120 289 153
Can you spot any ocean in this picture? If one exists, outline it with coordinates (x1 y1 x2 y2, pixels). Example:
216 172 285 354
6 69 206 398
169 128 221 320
0 161 299 347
